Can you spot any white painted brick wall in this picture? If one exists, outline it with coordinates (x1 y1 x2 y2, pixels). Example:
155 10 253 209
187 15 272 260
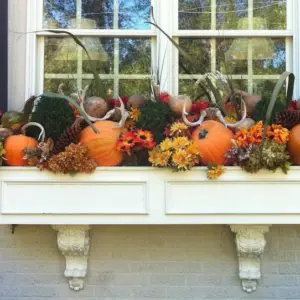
0 225 300 299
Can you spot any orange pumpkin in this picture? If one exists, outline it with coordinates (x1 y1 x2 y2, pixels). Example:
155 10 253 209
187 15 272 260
288 124 300 165
192 120 233 165
4 122 45 166
4 135 38 166
80 121 126 166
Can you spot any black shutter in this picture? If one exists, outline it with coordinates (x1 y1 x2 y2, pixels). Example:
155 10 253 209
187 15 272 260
0 0 8 113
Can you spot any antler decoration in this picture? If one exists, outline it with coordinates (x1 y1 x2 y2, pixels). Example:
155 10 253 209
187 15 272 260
77 86 128 127
182 98 247 128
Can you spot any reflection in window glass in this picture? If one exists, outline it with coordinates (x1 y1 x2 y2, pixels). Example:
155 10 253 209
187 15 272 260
44 0 151 29
216 0 248 30
119 39 151 74
83 79 114 98
179 0 211 30
253 80 286 100
44 79 77 94
119 80 150 97
178 0 286 30
179 39 211 74
119 0 151 30
253 0 286 30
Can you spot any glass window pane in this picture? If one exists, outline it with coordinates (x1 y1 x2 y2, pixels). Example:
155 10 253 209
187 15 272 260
253 0 286 30
119 80 150 97
253 38 286 75
45 37 77 74
44 0 150 29
217 0 248 30
253 80 286 100
179 39 211 74
119 0 151 30
44 79 77 94
178 0 211 30
83 79 114 98
44 0 76 28
217 39 248 74
119 39 151 74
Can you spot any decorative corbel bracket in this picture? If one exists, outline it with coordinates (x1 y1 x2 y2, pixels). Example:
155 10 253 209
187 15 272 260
230 225 271 293
52 225 91 291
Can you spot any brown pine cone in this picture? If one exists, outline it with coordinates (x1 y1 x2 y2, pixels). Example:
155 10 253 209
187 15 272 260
52 119 85 155
275 110 300 129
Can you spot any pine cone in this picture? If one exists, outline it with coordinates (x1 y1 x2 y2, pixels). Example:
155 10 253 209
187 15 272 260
52 119 85 155
275 110 300 129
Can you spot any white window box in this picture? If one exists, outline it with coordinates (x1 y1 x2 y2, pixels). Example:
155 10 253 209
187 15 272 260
1 166 299 292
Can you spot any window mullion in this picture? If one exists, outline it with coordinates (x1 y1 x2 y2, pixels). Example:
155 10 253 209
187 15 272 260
113 0 119 96
211 0 216 74
156 0 175 95
248 0 253 94
76 0 82 90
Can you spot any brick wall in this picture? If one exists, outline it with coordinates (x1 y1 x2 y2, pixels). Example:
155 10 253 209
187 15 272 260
0 225 299 299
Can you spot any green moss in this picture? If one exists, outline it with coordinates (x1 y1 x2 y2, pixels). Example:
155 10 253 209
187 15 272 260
135 101 176 143
29 95 75 141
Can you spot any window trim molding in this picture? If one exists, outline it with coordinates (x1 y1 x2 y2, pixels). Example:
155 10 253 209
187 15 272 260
0 0 8 112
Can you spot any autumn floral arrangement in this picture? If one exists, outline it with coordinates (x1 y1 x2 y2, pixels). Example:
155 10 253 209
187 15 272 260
0 20 299 179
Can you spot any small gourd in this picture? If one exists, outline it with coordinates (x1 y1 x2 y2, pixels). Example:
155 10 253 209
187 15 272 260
288 124 300 165
169 95 192 116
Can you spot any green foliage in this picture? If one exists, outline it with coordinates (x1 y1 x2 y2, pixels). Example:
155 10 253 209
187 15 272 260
253 97 286 124
135 101 176 143
29 95 75 141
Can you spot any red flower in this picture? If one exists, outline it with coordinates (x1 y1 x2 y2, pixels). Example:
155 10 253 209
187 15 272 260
288 100 297 111
160 92 171 104
108 96 129 107
191 99 209 113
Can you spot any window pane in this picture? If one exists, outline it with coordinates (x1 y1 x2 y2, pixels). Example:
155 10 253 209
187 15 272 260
253 80 286 100
44 0 151 29
83 79 114 98
179 0 211 30
253 0 286 30
119 0 151 30
119 39 151 74
119 80 150 97
179 39 211 74
178 0 286 30
217 39 248 74
44 79 77 94
253 38 286 75
217 0 248 30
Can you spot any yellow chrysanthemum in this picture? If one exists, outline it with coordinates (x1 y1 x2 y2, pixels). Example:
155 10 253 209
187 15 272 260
172 149 191 170
159 138 173 151
207 165 225 180
186 142 201 156
125 119 135 131
170 122 189 137
130 108 141 121
152 151 172 167
172 136 190 149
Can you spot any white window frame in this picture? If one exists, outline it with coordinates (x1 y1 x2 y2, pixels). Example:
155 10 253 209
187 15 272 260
24 0 300 102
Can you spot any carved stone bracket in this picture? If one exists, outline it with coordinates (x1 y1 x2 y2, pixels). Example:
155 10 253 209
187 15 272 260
230 225 271 293
52 225 91 291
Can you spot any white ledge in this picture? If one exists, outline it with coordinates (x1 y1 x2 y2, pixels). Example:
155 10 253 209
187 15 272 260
1 166 300 224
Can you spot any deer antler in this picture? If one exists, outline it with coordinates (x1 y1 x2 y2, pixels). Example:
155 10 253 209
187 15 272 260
182 98 247 128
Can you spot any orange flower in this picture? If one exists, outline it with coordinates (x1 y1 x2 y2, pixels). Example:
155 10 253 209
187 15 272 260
125 119 135 131
116 132 137 154
267 124 289 144
234 129 250 148
135 130 154 145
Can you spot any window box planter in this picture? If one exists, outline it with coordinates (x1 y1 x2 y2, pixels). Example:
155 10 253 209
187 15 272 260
1 166 299 291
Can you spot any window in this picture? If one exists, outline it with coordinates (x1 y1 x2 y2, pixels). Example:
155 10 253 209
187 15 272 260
24 0 299 102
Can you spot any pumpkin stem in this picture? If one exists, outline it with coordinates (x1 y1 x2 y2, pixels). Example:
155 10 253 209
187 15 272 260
21 122 45 142
199 129 209 139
